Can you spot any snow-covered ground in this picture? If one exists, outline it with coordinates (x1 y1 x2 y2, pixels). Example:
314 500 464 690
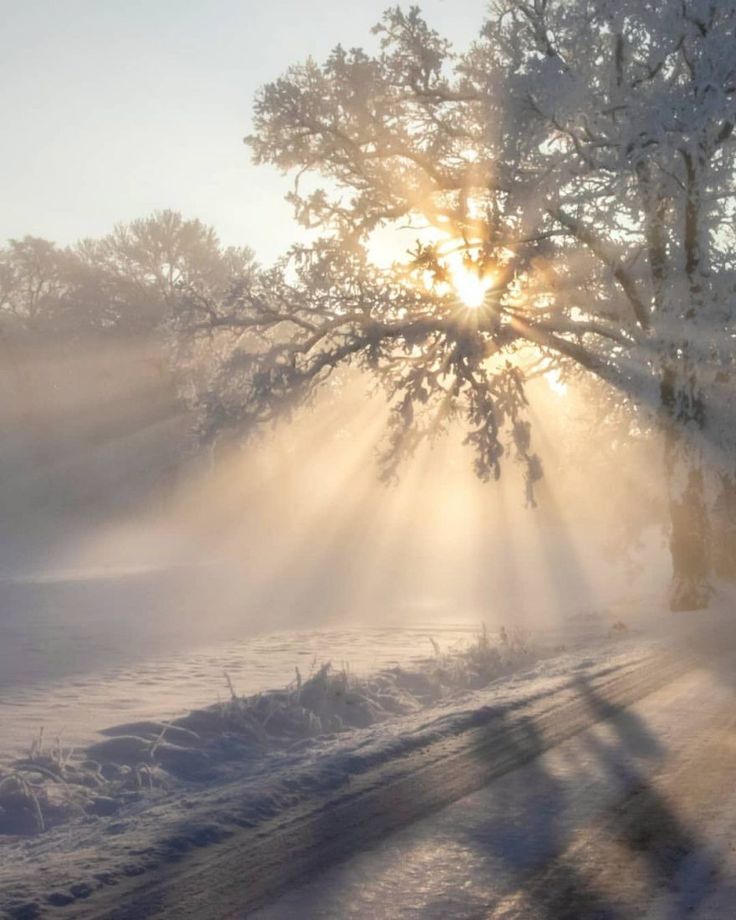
2 569 729 919
0 567 654 765
0 614 480 764
0 605 703 919
254 647 736 920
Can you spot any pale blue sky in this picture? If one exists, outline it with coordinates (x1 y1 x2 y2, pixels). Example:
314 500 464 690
0 0 485 262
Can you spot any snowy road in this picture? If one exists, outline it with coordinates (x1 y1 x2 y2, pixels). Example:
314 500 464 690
5 622 735 920
254 651 736 919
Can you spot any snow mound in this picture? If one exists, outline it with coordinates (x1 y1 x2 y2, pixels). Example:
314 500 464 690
0 626 544 837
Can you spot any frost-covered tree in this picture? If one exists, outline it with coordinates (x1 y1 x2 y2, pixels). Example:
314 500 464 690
0 212 255 341
74 210 256 337
187 2 736 610
0 237 70 337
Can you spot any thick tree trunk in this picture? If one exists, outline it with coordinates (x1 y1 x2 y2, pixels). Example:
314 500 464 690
667 467 710 611
661 366 711 612
712 472 736 581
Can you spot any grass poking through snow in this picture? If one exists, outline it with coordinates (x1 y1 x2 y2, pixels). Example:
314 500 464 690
1 624 546 837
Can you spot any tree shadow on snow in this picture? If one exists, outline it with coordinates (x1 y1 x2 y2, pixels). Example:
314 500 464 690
427 672 723 920
144 648 735 920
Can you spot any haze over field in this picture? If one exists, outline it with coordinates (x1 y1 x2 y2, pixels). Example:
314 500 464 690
3 2 736 917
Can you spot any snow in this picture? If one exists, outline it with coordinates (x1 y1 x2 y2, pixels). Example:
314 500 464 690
253 652 736 919
0 566 657 764
0 598 480 764
0 620 670 918
2 587 731 918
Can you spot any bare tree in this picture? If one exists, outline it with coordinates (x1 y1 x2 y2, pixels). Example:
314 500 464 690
0 211 256 343
74 210 256 337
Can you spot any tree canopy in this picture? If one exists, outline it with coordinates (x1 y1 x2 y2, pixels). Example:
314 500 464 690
182 1 736 607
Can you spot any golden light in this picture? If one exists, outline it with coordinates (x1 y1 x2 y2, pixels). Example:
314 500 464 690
403 209 497 309
545 370 568 397
446 255 493 309
416 237 494 309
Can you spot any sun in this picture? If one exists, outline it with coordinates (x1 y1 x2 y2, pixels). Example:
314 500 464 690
440 249 493 309
409 227 494 308
448 260 492 309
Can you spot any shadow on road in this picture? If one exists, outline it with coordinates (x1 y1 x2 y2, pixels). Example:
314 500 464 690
102 623 736 919
436 670 725 919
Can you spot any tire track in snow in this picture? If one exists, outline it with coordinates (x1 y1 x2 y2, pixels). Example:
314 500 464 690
72 643 705 919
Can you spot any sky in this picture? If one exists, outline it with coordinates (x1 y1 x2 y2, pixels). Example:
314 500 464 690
0 0 486 264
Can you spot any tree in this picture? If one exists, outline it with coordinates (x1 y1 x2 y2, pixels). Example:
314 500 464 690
186 2 736 610
0 212 256 343
0 237 70 338
73 210 256 338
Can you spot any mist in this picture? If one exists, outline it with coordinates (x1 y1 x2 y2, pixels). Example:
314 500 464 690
0 335 668 686
5 4 734 916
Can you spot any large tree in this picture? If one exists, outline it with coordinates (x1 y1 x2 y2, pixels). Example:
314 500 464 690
185 2 736 610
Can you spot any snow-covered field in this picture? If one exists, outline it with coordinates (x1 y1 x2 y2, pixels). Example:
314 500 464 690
0 598 705 919
1 621 485 764
1 567 726 919
0 568 654 765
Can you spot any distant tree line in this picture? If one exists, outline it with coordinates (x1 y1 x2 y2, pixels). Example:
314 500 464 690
0 210 255 345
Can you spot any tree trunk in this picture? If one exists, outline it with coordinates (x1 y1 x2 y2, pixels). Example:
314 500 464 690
667 467 710 611
661 365 711 611
712 472 736 581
